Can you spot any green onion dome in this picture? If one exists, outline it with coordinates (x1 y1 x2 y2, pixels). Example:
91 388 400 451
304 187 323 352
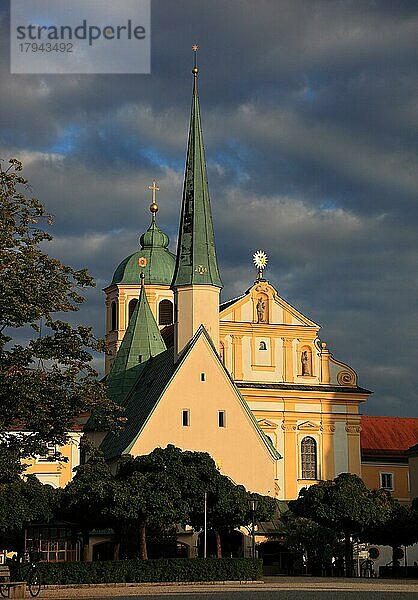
111 218 175 286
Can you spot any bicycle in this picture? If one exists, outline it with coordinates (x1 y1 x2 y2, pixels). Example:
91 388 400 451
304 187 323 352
0 560 41 597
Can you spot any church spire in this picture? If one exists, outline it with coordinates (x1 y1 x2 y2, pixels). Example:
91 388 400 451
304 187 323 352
172 45 223 289
172 46 222 358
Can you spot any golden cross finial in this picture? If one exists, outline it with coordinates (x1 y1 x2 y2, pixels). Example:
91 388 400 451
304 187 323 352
192 43 199 75
148 179 159 203
148 179 159 216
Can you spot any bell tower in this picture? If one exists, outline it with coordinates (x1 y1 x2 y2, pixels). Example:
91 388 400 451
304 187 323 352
104 182 175 374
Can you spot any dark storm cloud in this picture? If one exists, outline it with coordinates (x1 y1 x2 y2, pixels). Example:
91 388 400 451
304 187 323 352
1 1 418 415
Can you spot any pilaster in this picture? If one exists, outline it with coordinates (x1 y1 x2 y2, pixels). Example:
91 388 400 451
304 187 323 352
231 335 243 380
282 337 294 382
282 419 298 499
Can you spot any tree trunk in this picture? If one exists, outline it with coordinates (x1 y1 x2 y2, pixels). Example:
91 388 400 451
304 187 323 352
113 541 120 561
344 532 352 577
392 546 399 578
113 524 121 561
215 530 222 558
82 528 90 561
139 522 148 560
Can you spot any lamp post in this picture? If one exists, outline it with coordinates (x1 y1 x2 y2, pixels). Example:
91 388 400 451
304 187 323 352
248 497 258 559
204 491 207 559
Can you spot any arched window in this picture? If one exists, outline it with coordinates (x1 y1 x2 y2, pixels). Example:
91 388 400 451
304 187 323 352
128 298 138 321
301 436 317 480
111 301 117 331
259 341 267 350
158 299 173 325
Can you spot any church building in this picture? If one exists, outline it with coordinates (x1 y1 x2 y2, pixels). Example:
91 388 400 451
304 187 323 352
97 50 371 501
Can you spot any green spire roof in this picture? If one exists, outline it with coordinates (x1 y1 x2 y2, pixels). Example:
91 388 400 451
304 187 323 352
107 277 166 399
172 58 223 289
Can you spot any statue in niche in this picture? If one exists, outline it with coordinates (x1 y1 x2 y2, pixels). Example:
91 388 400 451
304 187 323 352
256 297 266 323
301 350 310 376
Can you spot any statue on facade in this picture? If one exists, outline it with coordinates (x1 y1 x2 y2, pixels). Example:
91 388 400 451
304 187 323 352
256 298 266 323
301 350 310 376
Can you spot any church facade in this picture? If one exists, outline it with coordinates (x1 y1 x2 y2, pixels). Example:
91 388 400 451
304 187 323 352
99 53 371 501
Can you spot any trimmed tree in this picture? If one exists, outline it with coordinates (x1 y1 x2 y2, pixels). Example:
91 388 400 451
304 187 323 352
289 473 391 576
61 450 116 560
0 475 58 555
364 492 418 575
282 513 338 574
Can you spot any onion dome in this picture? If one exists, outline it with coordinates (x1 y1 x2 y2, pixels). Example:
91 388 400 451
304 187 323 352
111 181 175 286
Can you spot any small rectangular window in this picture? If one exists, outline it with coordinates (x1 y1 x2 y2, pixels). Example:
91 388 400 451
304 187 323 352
182 409 190 427
201 372 205 381
380 472 393 490
218 410 226 428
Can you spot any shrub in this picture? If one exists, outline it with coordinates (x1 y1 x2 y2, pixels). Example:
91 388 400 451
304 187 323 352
39 558 263 584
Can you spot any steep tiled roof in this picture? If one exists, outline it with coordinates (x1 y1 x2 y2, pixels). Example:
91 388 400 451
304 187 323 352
101 347 177 460
361 416 418 459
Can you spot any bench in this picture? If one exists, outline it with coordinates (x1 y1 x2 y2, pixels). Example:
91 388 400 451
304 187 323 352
0 566 26 599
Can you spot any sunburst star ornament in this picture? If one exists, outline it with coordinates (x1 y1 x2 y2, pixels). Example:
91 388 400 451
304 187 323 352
253 250 268 280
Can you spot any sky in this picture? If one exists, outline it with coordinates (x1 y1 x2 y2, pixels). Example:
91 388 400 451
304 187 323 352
1 1 418 417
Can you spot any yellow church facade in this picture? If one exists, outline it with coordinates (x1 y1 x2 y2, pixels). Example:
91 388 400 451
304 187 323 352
219 280 368 500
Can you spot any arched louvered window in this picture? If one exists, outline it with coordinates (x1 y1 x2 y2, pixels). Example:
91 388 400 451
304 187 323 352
128 299 138 321
301 436 317 480
111 301 117 331
158 299 173 325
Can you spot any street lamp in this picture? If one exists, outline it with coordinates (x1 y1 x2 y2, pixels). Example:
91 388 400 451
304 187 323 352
248 497 258 559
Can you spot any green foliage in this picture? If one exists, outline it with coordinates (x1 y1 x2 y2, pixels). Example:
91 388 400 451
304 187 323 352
61 445 277 559
363 492 418 553
0 159 118 477
282 512 337 555
289 473 390 537
61 450 115 531
289 473 392 575
0 475 59 548
114 446 191 528
38 558 263 584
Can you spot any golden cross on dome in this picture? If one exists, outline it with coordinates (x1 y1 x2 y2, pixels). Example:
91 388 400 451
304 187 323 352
148 179 160 216
148 179 159 203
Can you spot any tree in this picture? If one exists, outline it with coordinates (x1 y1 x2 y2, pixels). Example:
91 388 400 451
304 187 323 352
183 453 277 559
363 492 418 575
61 449 116 560
0 475 58 554
61 445 277 561
282 513 338 574
289 473 391 576
0 159 118 478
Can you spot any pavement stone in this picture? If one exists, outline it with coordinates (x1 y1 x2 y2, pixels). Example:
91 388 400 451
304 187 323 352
40 577 418 598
